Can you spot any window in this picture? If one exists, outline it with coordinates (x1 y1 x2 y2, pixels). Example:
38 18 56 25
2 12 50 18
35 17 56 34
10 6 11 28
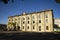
23 21 25 24
18 18 20 20
23 26 24 29
23 18 25 20
46 26 49 30
17 26 20 30
46 19 48 23
39 20 41 23
12 19 13 21
27 26 29 29
32 16 34 19
46 14 48 18
15 19 17 21
33 21 35 23
28 17 29 20
9 19 10 21
18 22 20 24
33 26 35 29
39 15 41 18
39 26 41 31
28 21 29 24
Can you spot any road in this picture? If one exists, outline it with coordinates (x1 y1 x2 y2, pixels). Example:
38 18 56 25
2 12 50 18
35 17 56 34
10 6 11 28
0 31 60 40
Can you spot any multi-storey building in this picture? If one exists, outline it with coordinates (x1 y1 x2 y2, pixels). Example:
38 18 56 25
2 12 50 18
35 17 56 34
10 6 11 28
7 9 54 32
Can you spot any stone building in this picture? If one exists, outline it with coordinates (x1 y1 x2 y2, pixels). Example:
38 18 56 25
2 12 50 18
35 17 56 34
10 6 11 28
7 9 54 32
54 18 60 32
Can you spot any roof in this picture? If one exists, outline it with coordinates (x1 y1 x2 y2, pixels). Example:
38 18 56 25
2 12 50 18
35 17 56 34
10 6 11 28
8 9 53 18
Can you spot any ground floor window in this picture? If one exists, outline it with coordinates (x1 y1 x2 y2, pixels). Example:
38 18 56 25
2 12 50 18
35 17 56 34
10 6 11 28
27 26 29 29
33 26 35 29
46 26 49 30
23 26 24 29
17 26 20 30
39 26 41 31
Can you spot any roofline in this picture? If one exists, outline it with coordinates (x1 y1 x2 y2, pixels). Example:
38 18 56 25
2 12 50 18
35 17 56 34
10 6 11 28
8 9 53 18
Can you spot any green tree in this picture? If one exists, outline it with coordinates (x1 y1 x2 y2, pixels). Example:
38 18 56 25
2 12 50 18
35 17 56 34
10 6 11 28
8 22 16 31
12 22 16 31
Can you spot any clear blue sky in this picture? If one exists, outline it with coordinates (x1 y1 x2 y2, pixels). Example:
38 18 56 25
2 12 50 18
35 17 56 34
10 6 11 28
0 0 60 24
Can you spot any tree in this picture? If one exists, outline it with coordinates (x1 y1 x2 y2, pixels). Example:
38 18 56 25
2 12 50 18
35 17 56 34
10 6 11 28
0 0 25 4
55 0 60 4
12 22 17 31
8 22 16 31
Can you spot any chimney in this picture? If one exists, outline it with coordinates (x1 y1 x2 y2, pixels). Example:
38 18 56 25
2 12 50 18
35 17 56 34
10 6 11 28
23 12 26 15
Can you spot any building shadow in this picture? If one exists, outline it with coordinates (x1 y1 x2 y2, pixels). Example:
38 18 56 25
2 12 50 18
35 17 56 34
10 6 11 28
54 24 60 32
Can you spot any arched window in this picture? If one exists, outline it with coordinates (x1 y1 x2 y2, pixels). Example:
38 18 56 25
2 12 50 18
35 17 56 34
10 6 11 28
18 18 20 20
28 17 30 20
15 19 17 21
23 26 24 29
46 19 48 23
23 17 25 20
45 14 48 18
32 16 34 19
33 21 35 23
23 21 25 24
28 21 29 24
39 26 41 31
17 26 20 30
27 26 29 29
39 14 41 18
9 19 10 21
39 20 41 23
33 26 35 29
46 26 49 30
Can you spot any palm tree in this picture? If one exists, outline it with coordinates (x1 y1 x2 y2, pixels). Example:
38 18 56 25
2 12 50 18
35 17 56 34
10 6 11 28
8 22 16 31
8 22 13 31
12 22 16 31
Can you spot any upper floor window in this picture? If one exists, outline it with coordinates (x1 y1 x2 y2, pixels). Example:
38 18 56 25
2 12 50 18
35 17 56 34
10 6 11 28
32 16 34 19
46 19 48 23
23 21 25 24
33 21 35 23
46 26 49 30
18 22 20 24
28 21 29 24
39 20 41 23
39 15 41 18
12 19 13 21
9 19 10 21
18 18 20 20
23 17 25 20
15 19 17 21
27 26 29 29
28 17 30 20
45 14 48 18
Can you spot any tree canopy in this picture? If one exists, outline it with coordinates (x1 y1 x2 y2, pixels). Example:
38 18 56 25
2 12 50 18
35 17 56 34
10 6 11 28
55 0 60 3
8 22 16 26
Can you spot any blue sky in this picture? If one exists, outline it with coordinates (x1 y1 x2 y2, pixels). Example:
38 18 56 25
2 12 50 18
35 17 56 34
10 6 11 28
0 0 60 24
